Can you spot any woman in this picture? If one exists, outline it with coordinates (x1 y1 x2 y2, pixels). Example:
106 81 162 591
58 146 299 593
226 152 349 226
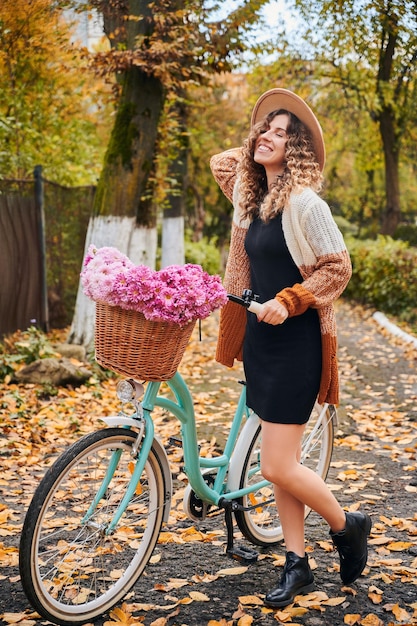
210 88 371 608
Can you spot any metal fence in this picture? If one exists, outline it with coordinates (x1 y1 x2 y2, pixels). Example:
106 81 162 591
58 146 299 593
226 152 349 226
0 168 95 336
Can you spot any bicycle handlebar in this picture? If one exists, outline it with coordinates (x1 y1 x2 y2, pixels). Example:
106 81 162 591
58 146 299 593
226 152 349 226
227 293 264 315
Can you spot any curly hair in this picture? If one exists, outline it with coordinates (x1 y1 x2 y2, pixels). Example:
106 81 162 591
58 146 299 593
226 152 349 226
237 109 323 222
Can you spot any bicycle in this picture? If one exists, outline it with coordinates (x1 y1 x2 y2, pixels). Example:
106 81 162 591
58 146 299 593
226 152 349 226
19 291 337 625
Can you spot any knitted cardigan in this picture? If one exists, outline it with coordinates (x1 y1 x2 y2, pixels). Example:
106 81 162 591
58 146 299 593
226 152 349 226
210 148 352 406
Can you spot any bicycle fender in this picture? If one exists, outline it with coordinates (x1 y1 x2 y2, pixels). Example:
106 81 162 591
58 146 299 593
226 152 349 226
226 411 260 494
101 417 172 523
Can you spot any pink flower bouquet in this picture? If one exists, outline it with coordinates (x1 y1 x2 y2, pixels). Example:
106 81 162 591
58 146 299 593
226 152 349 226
81 245 227 327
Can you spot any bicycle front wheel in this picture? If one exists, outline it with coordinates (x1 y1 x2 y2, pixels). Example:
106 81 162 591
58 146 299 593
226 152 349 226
234 403 334 546
19 428 167 625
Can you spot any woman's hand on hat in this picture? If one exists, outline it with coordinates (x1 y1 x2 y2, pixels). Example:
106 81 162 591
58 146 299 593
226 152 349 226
257 299 288 325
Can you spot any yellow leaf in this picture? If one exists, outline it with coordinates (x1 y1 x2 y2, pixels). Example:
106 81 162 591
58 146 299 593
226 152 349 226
273 610 294 623
216 566 248 576
157 531 176 543
376 557 402 566
296 590 329 607
285 607 308 617
344 615 361 625
105 606 125 622
391 604 410 621
188 591 210 601
1 614 36 625
359 614 384 626
237 616 254 626
271 554 286 566
238 595 263 605
149 619 167 626
149 553 161 564
322 596 346 606
368 592 383 604
369 536 393 546
166 578 188 589
387 540 414 551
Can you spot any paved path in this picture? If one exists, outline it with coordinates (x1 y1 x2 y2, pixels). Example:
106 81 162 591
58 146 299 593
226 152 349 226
0 300 416 626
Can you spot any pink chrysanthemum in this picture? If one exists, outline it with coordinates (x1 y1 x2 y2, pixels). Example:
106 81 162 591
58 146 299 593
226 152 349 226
81 245 228 326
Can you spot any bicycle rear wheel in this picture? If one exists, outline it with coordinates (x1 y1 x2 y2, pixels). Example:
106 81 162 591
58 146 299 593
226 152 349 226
234 403 334 546
19 428 167 625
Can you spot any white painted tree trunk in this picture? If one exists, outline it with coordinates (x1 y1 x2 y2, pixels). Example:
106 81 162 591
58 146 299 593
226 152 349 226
69 215 157 350
161 215 185 267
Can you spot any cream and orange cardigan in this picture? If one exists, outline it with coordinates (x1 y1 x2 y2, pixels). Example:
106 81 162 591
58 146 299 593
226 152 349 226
210 148 352 405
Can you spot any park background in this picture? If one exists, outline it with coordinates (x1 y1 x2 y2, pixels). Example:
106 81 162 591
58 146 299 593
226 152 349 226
0 3 417 626
0 0 417 354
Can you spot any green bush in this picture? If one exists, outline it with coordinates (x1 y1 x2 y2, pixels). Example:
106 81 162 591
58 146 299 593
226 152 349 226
345 236 417 316
393 223 417 247
0 326 58 381
185 237 222 275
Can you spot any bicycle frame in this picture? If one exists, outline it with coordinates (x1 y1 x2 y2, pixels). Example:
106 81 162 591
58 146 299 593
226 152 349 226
99 372 270 532
148 372 270 504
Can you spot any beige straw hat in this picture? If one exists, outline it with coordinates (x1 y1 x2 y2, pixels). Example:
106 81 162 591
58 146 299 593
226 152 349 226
251 88 326 171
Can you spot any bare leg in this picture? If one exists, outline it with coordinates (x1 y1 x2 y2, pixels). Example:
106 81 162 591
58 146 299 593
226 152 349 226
274 485 306 555
260 420 346 550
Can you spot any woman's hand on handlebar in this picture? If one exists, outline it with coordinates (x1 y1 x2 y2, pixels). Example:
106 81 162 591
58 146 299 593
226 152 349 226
256 298 288 325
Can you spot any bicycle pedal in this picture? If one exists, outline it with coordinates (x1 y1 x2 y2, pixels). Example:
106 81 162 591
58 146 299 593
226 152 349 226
227 545 258 563
168 436 183 448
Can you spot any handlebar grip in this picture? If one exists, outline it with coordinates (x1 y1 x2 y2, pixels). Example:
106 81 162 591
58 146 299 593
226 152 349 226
247 300 263 315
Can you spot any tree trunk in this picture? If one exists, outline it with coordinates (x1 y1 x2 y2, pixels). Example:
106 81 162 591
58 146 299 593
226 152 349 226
379 110 401 235
70 45 164 348
93 67 164 225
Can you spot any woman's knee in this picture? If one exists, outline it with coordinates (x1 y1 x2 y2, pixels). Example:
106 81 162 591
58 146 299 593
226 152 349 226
261 457 294 488
260 422 304 485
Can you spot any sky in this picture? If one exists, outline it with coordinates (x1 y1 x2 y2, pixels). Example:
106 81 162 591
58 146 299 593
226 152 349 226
212 0 299 50
69 0 299 51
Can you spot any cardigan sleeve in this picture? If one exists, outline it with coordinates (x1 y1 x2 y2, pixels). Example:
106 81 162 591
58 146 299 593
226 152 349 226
276 194 352 316
210 149 250 367
210 148 242 203
215 222 250 366
275 251 352 316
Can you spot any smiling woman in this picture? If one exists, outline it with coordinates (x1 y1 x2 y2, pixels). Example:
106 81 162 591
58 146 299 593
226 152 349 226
254 113 289 186
210 87 371 609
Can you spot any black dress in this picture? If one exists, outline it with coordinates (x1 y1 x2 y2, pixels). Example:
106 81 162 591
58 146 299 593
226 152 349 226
243 214 322 424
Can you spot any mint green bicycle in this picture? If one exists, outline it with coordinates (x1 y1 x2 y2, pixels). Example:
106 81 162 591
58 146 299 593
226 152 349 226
19 294 336 625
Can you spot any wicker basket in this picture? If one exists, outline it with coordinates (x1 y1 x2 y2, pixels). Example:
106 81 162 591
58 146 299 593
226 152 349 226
95 302 196 381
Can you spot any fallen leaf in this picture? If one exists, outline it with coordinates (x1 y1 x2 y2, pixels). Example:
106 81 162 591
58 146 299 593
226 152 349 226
360 614 384 626
188 591 210 602
216 566 248 576
322 596 347 606
238 595 263 606
386 541 413 551
391 604 411 622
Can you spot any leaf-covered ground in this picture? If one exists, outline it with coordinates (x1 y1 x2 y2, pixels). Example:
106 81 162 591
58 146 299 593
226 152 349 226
1 300 416 626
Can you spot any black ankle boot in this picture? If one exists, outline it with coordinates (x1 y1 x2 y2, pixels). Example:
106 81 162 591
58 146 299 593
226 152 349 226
330 511 372 584
265 551 315 608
